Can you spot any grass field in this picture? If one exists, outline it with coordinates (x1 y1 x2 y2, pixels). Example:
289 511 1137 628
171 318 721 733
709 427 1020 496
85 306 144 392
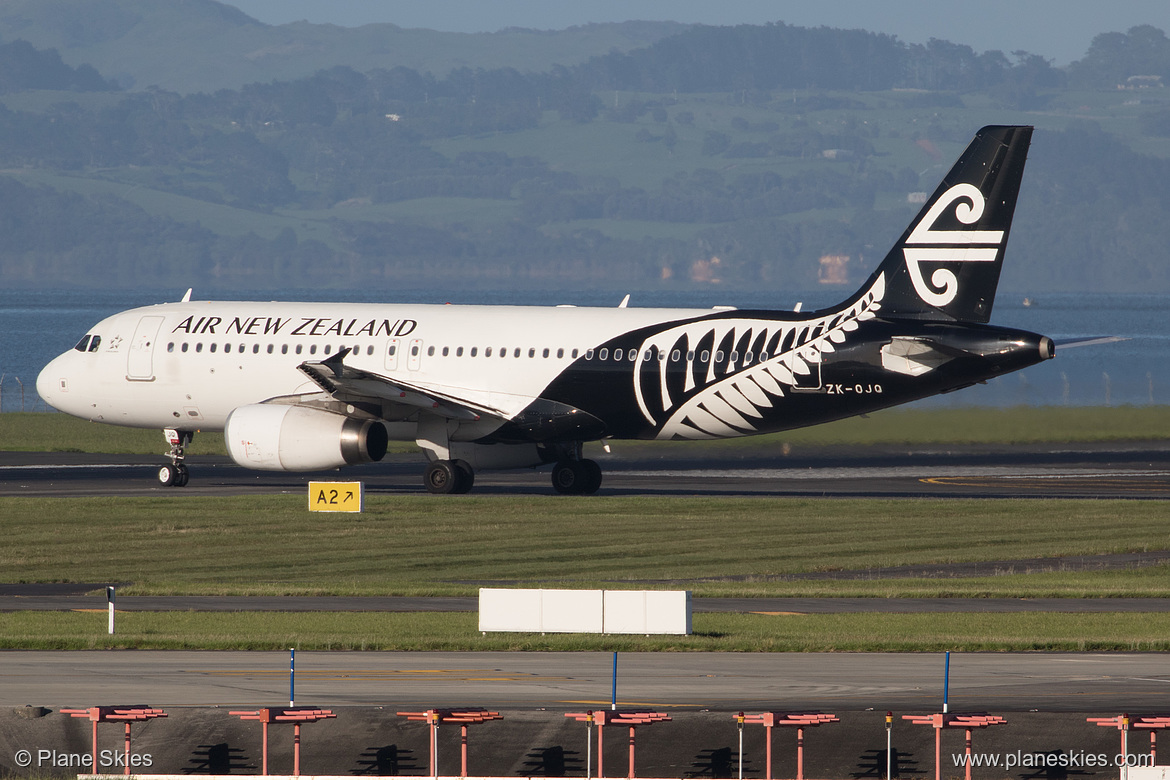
6 611 1170 652
5 494 1170 598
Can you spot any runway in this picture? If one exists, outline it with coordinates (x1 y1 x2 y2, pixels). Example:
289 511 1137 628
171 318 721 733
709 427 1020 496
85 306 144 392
3 650 1170 711
3 440 1170 498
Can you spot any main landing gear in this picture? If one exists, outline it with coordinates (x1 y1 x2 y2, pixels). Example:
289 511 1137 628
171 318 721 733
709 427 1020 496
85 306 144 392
420 457 603 495
158 428 192 487
551 459 602 495
423 459 475 494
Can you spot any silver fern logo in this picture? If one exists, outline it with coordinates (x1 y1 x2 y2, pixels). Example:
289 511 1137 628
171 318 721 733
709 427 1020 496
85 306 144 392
903 183 1003 307
631 274 886 439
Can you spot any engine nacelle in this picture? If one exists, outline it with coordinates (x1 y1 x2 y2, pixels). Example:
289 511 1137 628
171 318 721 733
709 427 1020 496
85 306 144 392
225 404 388 472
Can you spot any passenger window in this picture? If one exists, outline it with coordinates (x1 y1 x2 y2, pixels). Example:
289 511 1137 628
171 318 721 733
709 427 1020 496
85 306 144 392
74 335 91 352
210 343 218 353
470 347 477 357
253 344 260 354
182 343 189 353
585 349 594 360
643 350 653 360
629 350 637 361
195 343 203 353
89 336 101 352
599 348 609 360
442 347 449 357
428 346 435 357
687 350 695 361
614 349 623 361
671 350 680 362
514 348 521 358
730 351 739 363
456 347 464 357
500 348 506 359
700 350 710 362
716 351 725 362
324 345 332 355
267 344 274 354
485 347 493 357
167 343 175 353
542 348 550 358
571 349 578 358
239 344 246 353
744 351 753 364
366 345 374 356
760 352 769 361
528 348 535 358
389 344 397 356
309 345 317 355
295 345 303 354
281 345 288 354
557 348 564 358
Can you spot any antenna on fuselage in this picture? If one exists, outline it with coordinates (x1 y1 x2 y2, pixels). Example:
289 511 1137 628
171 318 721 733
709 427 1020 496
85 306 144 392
181 288 193 303
618 294 630 308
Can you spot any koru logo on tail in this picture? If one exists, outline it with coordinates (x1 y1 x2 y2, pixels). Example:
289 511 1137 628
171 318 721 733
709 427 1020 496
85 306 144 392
903 183 1003 307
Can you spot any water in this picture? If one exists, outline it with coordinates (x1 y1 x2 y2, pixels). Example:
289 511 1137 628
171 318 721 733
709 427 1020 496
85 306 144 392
1 287 1165 412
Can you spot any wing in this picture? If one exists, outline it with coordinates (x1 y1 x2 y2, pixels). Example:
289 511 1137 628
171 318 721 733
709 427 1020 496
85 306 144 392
296 348 505 422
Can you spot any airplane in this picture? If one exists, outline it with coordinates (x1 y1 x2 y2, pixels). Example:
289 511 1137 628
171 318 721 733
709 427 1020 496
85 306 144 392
38 125 1052 494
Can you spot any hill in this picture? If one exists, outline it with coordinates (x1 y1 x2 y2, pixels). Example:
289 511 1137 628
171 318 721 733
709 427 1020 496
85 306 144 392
1 16 1170 294
0 0 684 92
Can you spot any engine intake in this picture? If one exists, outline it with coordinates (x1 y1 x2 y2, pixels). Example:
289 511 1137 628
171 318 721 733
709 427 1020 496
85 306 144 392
225 404 388 472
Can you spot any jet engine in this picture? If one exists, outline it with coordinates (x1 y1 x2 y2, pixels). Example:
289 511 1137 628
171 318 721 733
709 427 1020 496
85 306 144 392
224 404 388 471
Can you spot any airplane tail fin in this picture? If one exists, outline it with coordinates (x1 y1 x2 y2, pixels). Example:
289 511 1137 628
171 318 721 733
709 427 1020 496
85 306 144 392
867 125 1033 323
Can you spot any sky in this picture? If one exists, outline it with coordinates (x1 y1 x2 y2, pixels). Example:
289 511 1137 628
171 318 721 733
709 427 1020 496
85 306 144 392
223 0 1170 66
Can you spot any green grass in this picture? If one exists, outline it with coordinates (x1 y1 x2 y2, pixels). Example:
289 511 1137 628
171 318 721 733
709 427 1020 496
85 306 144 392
6 610 1170 652
4 494 1170 597
5 406 1170 454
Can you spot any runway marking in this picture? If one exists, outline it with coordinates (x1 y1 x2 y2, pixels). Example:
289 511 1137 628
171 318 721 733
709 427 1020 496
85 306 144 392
923 473 1170 492
749 611 804 616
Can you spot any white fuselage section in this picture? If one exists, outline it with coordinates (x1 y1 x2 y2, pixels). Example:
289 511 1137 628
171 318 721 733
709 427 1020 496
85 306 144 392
37 299 718 436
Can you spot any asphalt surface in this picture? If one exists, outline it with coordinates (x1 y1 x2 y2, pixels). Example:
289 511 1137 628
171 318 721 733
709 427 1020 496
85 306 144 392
2 440 1170 498
4 650 1170 712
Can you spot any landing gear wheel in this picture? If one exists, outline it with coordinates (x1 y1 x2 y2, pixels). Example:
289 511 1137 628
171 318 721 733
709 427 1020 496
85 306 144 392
552 459 603 495
552 460 585 494
580 459 602 494
158 464 177 486
174 463 190 487
452 459 475 494
424 460 459 494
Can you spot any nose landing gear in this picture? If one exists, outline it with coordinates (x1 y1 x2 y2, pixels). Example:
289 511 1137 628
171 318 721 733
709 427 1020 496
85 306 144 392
159 428 192 487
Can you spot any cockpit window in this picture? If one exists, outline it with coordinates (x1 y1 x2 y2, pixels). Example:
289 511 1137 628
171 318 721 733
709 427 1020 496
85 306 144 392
74 335 91 352
88 335 101 352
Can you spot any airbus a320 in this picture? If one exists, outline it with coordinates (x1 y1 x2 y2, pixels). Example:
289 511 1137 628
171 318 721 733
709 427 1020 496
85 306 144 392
38 125 1052 494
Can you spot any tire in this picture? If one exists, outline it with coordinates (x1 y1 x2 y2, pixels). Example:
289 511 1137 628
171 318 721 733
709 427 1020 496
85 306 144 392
452 459 475 494
551 460 586 494
424 460 459 494
580 459 603 494
157 464 177 486
174 464 190 487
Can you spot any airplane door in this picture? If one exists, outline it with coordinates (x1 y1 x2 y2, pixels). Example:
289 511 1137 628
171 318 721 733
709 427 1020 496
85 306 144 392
126 315 164 381
792 347 823 391
407 339 423 371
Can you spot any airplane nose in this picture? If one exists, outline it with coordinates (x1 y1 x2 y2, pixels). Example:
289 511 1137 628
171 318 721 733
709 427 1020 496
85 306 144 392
36 354 68 410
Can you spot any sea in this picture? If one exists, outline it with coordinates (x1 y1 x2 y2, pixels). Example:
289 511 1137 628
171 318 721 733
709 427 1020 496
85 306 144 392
0 286 1166 413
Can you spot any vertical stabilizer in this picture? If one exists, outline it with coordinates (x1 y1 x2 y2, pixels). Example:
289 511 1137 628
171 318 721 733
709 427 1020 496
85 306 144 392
871 125 1032 323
